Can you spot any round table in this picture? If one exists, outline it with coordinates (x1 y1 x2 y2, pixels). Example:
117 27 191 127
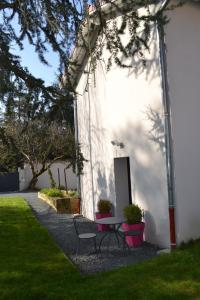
95 216 124 226
95 217 125 253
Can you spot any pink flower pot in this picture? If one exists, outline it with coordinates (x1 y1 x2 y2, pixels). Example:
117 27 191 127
122 222 145 247
95 212 112 232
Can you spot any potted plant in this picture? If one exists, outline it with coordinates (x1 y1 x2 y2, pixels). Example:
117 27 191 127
38 188 71 213
95 199 112 232
122 204 145 247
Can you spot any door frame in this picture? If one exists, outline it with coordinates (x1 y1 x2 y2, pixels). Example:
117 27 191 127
126 157 132 205
114 156 132 216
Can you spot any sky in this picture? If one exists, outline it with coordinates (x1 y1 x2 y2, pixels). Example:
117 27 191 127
12 39 59 86
7 1 88 87
10 15 60 86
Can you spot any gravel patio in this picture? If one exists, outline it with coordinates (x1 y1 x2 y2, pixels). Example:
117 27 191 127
1 192 159 274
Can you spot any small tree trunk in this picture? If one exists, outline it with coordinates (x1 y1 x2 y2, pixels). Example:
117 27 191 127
48 167 56 188
29 174 39 190
29 163 47 190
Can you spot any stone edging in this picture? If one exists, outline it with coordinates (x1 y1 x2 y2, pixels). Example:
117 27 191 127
38 192 80 214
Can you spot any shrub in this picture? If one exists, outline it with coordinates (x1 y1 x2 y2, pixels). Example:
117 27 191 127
41 188 64 198
123 204 142 224
97 199 112 213
67 190 78 198
59 185 67 191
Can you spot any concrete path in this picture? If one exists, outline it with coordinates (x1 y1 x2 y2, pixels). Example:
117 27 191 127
1 192 158 274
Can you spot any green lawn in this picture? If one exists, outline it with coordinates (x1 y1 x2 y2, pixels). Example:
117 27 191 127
0 197 200 300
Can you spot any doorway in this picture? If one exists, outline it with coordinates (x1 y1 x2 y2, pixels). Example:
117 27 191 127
114 157 132 218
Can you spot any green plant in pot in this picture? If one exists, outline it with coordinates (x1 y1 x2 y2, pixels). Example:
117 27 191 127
96 199 112 232
122 204 145 247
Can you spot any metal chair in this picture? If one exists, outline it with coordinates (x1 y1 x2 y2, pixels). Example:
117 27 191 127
118 227 143 252
73 215 97 256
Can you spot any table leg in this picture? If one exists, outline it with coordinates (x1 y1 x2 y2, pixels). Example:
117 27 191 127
98 231 109 253
114 230 120 247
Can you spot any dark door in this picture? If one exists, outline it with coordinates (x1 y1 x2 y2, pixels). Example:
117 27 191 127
0 172 19 192
114 157 132 218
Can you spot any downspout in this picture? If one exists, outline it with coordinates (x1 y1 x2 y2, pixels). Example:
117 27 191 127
73 96 82 212
157 14 177 249
87 87 96 220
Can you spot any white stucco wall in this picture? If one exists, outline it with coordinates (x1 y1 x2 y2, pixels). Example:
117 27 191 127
166 2 200 244
76 9 170 248
18 164 32 191
19 162 77 191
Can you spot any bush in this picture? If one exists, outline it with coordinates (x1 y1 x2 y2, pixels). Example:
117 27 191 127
123 204 142 224
41 188 64 198
97 199 112 213
59 185 67 191
67 190 78 198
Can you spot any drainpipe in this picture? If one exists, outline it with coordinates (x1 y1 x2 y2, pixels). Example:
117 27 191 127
87 88 96 220
73 96 82 211
157 17 176 249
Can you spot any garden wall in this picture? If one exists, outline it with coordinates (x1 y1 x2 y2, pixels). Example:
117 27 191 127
18 162 77 191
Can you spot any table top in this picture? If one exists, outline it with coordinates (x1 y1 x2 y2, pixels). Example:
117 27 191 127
95 216 124 225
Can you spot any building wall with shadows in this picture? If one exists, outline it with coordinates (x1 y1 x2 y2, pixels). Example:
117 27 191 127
76 7 170 248
166 2 200 244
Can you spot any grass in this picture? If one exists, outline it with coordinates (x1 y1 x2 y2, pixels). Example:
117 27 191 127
0 197 200 300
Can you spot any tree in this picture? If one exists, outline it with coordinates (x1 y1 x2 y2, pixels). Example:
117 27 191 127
1 76 74 128
0 0 182 96
0 118 84 189
0 0 182 187
0 0 79 95
0 70 77 188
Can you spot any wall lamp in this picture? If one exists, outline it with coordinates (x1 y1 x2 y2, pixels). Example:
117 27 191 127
111 140 125 149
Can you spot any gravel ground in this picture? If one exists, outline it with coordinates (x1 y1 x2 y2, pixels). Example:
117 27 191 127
1 192 159 274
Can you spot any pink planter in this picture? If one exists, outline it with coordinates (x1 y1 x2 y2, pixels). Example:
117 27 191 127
95 212 112 232
122 222 145 247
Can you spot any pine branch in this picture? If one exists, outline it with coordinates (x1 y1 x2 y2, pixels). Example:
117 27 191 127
0 1 18 10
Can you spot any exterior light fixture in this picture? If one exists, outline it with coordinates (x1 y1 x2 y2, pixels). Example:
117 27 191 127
111 140 125 149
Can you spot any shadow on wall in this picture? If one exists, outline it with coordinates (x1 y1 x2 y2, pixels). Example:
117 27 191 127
96 167 116 214
111 120 169 245
85 156 116 214
80 160 116 217
145 106 165 155
144 211 157 243
113 121 166 197
89 112 167 210
117 25 160 83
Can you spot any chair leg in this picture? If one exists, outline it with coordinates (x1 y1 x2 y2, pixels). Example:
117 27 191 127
76 238 80 258
107 233 112 254
94 238 98 257
122 236 126 252
98 231 109 253
114 231 120 247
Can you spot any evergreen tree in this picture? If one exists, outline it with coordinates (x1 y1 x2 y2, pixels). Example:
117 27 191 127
0 0 181 97
0 0 183 186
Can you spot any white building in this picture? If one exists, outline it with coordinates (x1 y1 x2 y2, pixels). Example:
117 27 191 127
73 0 200 249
